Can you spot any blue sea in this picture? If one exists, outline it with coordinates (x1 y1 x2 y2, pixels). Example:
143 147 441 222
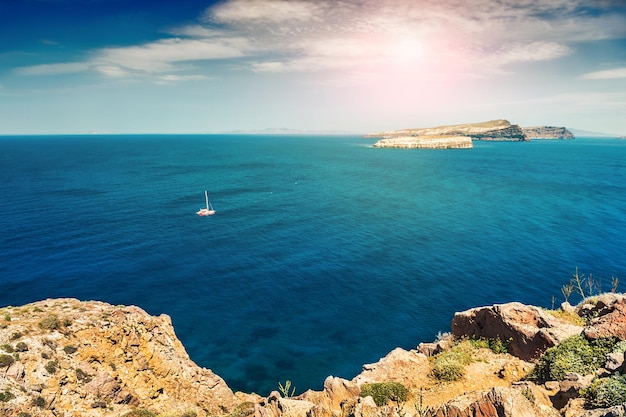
1 134 625 395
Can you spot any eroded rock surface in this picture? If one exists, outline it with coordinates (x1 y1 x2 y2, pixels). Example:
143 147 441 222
451 302 583 360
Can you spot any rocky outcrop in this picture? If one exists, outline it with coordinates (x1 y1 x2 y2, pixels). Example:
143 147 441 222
425 386 560 417
523 126 575 140
582 293 626 341
367 119 528 148
3 295 626 417
372 135 473 149
450 302 583 360
0 298 237 416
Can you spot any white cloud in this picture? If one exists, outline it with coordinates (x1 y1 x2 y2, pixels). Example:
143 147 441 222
14 0 626 82
15 62 90 75
580 67 626 80
94 38 248 73
208 0 325 24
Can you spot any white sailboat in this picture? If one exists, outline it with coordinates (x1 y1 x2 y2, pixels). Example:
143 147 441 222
196 191 216 216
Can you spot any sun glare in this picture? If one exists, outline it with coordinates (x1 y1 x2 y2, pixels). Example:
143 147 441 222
388 38 423 63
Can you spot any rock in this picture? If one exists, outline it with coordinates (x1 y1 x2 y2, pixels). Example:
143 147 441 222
582 294 626 341
523 126 575 140
428 387 560 417
0 298 237 416
451 302 583 360
605 351 625 372
353 347 429 386
372 135 473 149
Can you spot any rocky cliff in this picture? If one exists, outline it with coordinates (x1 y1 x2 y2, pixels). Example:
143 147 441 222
523 126 575 140
2 294 625 417
367 119 528 148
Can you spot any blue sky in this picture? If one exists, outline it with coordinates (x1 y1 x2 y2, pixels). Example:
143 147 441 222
1 0 625 135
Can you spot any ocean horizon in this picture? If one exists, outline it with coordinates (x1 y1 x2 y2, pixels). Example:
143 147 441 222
1 134 625 395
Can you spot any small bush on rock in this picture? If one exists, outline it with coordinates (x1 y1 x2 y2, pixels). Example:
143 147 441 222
0 389 16 402
530 335 615 381
360 382 408 406
431 340 474 381
0 354 15 368
44 360 58 374
583 374 626 408
38 314 60 330
121 411 156 417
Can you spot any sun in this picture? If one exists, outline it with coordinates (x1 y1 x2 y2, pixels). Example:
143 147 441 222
388 37 424 64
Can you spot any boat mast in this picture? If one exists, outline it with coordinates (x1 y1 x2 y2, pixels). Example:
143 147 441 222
205 190 209 210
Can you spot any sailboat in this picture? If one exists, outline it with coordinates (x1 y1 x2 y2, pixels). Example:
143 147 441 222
196 191 216 216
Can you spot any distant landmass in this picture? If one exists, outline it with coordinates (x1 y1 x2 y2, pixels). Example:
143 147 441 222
366 119 579 149
569 128 623 138
219 127 353 135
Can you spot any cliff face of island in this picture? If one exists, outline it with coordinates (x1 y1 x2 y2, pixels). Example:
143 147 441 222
367 119 528 149
2 294 625 417
522 126 575 140
367 120 576 149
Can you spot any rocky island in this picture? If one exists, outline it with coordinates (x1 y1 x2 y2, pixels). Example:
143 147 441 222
367 119 528 149
522 126 575 140
2 292 625 417
367 120 575 148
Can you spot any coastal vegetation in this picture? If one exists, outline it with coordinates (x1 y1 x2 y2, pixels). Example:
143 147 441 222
529 335 615 381
359 381 408 406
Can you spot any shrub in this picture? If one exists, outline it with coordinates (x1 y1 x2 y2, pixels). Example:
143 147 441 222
63 345 78 354
583 375 626 408
360 382 408 406
38 314 60 330
0 389 15 402
470 337 509 354
0 344 14 353
15 342 28 352
531 335 615 381
121 411 157 417
431 341 474 381
224 403 255 417
0 354 15 368
44 360 59 374
17 412 32 417
32 396 46 408
10 332 22 340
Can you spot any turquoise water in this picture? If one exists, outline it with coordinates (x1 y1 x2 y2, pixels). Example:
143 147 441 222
1 135 625 394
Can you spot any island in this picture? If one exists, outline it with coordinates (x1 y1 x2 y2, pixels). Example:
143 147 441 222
366 119 528 149
522 126 575 140
367 119 576 148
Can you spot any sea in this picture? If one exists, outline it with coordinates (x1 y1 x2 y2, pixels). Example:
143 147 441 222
1 134 625 395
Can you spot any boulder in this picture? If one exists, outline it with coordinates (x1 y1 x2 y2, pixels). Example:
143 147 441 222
451 302 583 360
427 387 560 417
582 294 626 341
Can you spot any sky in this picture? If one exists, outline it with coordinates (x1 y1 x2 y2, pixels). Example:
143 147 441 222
0 0 625 135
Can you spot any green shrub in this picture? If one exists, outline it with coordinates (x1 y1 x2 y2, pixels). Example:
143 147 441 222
17 412 32 417
360 382 408 406
121 411 157 417
32 396 46 408
15 341 28 352
44 360 59 374
583 375 626 408
531 335 615 381
224 403 255 417
0 389 15 402
63 345 78 354
470 337 509 354
0 344 14 353
10 331 22 340
431 341 474 381
0 354 15 367
38 314 60 330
